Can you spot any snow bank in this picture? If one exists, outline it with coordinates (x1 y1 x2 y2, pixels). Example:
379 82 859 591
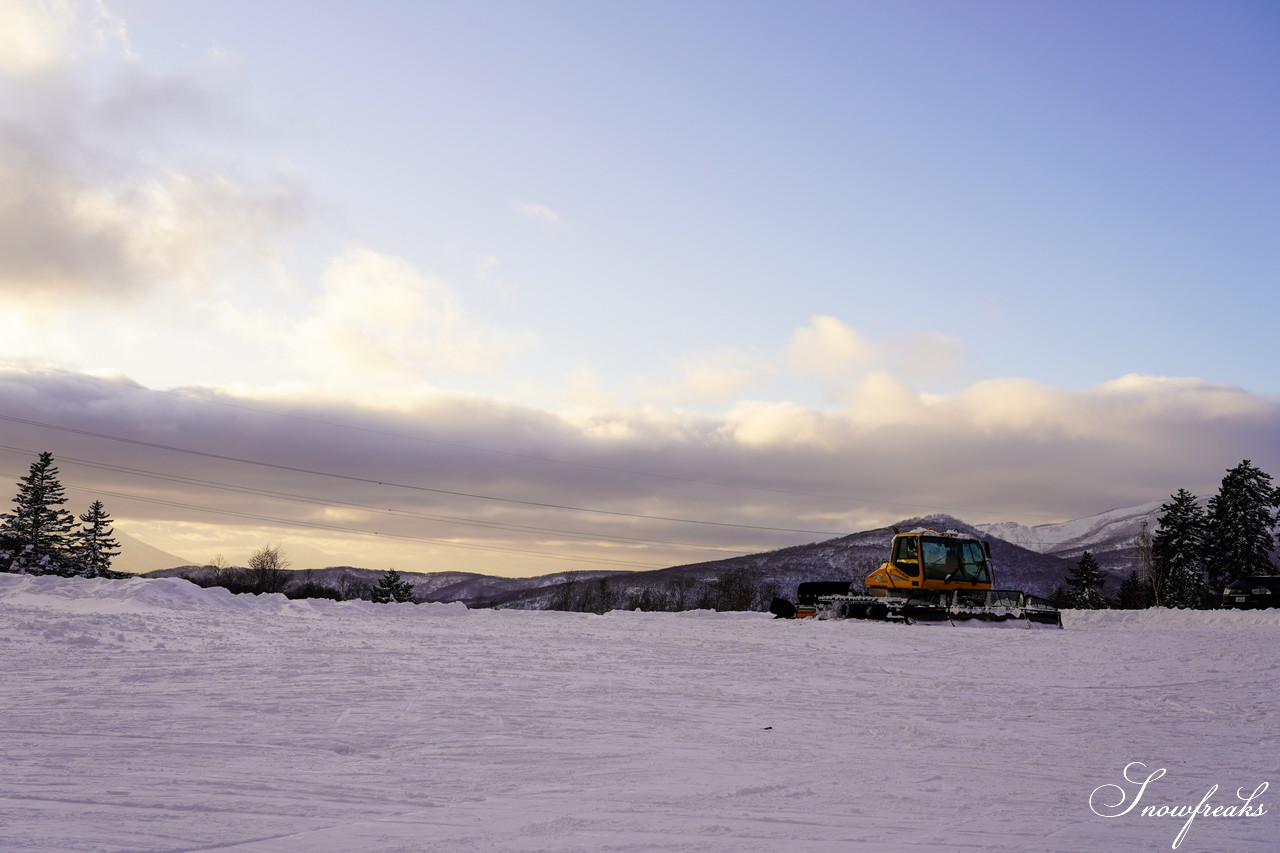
1063 606 1280 628
0 573 468 617
6 573 1277 628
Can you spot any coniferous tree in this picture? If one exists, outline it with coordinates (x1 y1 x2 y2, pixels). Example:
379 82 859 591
1151 489 1209 608
1204 460 1280 590
371 568 415 603
0 452 77 574
74 500 121 578
1064 551 1108 609
1115 570 1153 609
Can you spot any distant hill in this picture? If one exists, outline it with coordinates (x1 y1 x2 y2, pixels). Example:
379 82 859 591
488 514 1074 610
138 502 1193 608
113 532 193 575
112 537 349 575
142 563 625 606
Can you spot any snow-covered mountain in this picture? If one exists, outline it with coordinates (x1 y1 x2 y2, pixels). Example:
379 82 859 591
973 499 1184 585
976 500 1165 559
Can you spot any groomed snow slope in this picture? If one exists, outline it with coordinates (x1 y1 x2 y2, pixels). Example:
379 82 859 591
2 574 1276 853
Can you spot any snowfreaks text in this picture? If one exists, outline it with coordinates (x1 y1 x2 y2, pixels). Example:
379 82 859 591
1089 761 1268 849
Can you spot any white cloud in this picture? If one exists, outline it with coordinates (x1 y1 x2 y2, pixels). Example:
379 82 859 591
0 0 75 75
270 246 527 393
722 400 835 448
551 367 620 410
514 202 570 231
786 315 877 383
473 254 501 282
648 348 767 406
1095 373 1274 421
885 330 968 382
846 370 931 425
678 360 759 402
0 0 133 76
0 0 303 304
204 42 242 67
0 156 308 299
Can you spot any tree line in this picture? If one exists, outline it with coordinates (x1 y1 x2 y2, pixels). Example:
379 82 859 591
541 563 780 614
179 547 418 605
0 452 122 577
1058 459 1279 609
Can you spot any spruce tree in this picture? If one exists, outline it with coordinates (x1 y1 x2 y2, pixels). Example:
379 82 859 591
1 452 77 574
1064 551 1108 609
371 568 415 603
1204 460 1280 589
1151 489 1209 608
1116 570 1152 610
74 500 121 578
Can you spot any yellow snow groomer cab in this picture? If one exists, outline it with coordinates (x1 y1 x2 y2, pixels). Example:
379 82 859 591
864 530 994 598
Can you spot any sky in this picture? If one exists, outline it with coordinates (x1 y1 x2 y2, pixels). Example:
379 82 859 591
0 0 1277 575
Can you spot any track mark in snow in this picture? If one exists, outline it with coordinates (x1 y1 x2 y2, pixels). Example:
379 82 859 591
3 574 1279 853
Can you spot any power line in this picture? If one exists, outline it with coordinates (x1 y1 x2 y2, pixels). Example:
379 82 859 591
0 443 744 554
78 372 1067 520
0 413 846 534
0 441 1188 557
0 465 674 571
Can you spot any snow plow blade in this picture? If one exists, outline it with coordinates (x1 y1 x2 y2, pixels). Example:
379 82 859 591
920 590 1063 628
781 589 1063 627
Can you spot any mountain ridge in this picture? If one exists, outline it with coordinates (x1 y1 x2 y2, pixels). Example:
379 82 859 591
137 501 1177 606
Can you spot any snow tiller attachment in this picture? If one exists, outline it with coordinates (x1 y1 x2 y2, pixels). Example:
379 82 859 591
769 528 1063 628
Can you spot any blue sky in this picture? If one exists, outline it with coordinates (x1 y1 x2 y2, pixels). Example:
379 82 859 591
0 1 1277 573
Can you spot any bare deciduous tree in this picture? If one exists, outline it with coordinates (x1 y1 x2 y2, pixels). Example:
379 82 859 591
248 545 290 595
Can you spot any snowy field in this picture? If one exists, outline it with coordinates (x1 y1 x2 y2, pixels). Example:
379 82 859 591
2 574 1276 853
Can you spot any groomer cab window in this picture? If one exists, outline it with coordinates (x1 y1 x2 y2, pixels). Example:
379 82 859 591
892 536 920 577
921 537 991 583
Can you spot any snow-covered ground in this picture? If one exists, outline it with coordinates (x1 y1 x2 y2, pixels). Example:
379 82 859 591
2 574 1276 853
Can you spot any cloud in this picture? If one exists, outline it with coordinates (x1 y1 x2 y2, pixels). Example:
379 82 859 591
0 4 523 395
648 348 768 405
551 367 620 410
631 317 968 409
845 370 932 426
210 246 530 395
514 202 570 231
0 1 305 303
885 330 968 382
786 315 877 383
721 400 836 448
3 364 1274 577
0 0 76 76
0 0 134 76
0 157 308 300
473 254 501 282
